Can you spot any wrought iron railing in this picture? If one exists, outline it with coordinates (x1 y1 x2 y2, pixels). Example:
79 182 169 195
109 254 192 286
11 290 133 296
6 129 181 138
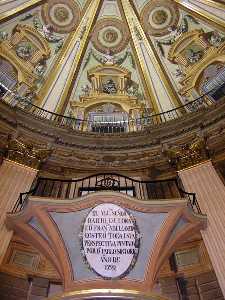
1 84 225 134
12 173 202 215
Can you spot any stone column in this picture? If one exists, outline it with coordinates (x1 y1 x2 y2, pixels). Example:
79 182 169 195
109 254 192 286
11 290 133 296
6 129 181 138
178 160 225 296
0 159 37 263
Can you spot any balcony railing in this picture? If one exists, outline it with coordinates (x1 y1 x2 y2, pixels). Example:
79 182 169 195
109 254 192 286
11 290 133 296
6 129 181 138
1 84 225 134
12 173 202 215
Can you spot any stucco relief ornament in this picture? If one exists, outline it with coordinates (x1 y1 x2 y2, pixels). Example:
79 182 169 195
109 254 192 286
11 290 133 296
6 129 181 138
81 84 90 96
103 79 117 94
103 49 116 65
77 18 88 42
16 42 33 59
208 32 224 47
134 26 142 41
33 16 62 43
187 49 203 64
0 31 8 41
34 61 47 77
127 85 138 97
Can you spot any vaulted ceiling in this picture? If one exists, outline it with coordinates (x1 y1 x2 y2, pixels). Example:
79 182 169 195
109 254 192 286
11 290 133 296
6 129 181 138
0 0 225 116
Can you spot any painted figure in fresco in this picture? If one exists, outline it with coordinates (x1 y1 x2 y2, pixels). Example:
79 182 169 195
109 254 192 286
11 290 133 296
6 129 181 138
103 79 117 94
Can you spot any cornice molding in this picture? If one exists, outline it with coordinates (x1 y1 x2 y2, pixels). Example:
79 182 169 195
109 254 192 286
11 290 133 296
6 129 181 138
0 100 225 172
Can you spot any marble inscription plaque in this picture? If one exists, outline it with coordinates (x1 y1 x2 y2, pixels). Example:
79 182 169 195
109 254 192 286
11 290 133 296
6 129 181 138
81 203 140 279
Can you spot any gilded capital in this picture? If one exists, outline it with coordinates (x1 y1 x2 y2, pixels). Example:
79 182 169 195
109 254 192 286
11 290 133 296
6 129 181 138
6 139 52 169
164 137 209 170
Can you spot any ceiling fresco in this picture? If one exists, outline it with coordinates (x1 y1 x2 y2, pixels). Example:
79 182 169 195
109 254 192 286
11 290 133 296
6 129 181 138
0 0 225 116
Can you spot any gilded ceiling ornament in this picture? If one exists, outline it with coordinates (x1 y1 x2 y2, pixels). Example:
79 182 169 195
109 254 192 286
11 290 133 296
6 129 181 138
33 15 63 43
41 0 81 34
15 41 34 60
0 31 8 41
84 48 135 69
168 29 225 95
0 24 51 88
91 18 130 54
103 29 118 44
140 0 180 37
164 137 208 170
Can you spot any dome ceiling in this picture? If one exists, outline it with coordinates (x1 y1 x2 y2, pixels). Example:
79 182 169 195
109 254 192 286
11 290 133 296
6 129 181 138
0 0 225 117
91 18 130 54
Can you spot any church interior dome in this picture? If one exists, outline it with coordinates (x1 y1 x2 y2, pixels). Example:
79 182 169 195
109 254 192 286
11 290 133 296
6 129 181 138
0 0 225 299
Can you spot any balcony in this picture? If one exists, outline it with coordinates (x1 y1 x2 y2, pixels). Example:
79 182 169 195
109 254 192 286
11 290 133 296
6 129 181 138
13 173 202 215
0 84 225 134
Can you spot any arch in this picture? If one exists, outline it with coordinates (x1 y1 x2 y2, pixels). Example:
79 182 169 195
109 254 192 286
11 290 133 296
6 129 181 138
168 30 204 63
14 24 51 57
190 55 225 92
82 98 132 115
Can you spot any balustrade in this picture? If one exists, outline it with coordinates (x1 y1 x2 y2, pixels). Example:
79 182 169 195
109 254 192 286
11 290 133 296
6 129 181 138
13 173 202 215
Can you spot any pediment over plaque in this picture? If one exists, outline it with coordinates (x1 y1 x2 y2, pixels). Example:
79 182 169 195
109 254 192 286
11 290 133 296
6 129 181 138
6 192 206 299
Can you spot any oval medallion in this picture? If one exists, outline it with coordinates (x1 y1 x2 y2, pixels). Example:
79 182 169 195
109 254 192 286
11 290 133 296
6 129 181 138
81 203 140 279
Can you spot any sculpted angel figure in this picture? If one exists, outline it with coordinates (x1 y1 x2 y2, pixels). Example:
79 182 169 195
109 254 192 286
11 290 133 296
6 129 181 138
103 49 116 65
81 84 90 96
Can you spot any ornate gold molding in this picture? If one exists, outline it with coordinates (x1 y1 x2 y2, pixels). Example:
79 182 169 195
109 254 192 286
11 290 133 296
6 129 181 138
0 0 44 23
48 289 170 300
0 24 51 87
36 0 92 107
6 139 52 169
168 29 225 95
174 0 225 32
164 137 209 170
203 0 225 10
55 0 103 114
37 0 102 114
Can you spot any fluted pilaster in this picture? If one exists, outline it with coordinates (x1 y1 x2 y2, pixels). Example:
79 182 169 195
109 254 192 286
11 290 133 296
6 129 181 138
0 159 37 263
178 161 225 296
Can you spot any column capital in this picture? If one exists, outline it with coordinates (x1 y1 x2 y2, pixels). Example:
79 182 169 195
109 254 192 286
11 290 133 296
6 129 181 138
6 138 52 169
163 137 209 170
